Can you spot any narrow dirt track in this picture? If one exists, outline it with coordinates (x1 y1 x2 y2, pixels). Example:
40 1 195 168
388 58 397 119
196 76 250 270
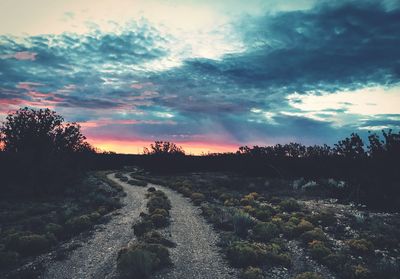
152 184 239 279
42 174 148 279
41 173 237 279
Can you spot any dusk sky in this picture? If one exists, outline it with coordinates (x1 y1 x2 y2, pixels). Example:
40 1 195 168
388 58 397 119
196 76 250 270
0 0 399 154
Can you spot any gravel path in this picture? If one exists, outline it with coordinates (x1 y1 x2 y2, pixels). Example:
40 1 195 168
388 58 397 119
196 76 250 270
151 184 239 279
41 173 148 279
41 173 237 279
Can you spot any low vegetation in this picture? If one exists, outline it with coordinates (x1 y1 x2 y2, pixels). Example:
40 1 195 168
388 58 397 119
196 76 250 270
131 170 400 279
118 187 174 278
0 171 124 274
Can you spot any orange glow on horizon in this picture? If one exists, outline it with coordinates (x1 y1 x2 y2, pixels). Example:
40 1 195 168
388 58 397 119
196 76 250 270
88 138 238 155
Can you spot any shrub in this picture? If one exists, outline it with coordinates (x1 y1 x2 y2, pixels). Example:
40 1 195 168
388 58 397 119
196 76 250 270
150 214 169 228
233 211 255 237
294 272 323 279
296 219 314 234
147 187 156 192
279 198 301 212
323 252 347 271
311 210 336 226
241 266 263 279
226 241 266 267
281 221 297 238
347 239 374 254
152 208 169 217
352 264 371 279
301 228 327 243
252 222 279 242
143 231 176 248
133 220 153 237
191 192 205 205
117 245 156 278
117 242 171 278
12 234 52 256
65 215 93 233
309 240 331 260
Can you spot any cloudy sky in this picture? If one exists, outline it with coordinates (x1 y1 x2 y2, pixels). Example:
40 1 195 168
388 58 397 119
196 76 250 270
0 0 399 154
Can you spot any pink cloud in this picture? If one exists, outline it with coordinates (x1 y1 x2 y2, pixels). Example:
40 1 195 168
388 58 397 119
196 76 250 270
1 52 37 61
80 118 176 129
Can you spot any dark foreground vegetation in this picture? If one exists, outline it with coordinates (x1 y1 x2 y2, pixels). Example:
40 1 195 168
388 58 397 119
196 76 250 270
130 169 400 279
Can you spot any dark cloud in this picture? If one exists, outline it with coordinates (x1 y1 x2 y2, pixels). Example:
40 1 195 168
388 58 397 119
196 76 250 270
0 1 399 147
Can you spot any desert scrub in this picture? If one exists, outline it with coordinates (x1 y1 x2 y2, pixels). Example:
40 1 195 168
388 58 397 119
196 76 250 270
147 190 171 213
190 192 205 205
143 231 176 248
226 241 267 267
65 214 93 233
346 239 374 254
233 211 255 237
279 198 301 212
294 272 324 279
117 242 171 278
301 228 327 243
252 222 279 242
241 266 263 279
127 179 148 187
295 219 314 234
201 204 234 231
6 233 54 256
308 240 331 260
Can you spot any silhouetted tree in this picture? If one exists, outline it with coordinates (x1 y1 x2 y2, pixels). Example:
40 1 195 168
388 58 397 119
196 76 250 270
334 133 365 159
143 141 185 156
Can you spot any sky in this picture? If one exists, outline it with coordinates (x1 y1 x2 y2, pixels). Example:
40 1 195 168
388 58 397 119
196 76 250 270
0 0 399 154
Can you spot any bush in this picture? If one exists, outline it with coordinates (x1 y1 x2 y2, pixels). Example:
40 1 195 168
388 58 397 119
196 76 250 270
65 215 93 233
309 240 331 260
296 219 314 234
190 192 205 205
279 198 301 212
147 187 156 192
346 239 374 254
301 228 327 243
352 264 371 279
233 211 255 237
133 220 153 237
143 231 176 248
241 266 263 279
150 213 169 228
11 234 52 256
117 245 156 278
226 241 266 267
117 243 171 278
294 272 323 279
253 205 273 222
310 210 336 226
252 222 279 242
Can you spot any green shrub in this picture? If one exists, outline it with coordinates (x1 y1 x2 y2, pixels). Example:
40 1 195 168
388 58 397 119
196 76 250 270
117 245 155 278
296 219 314 234
65 215 93 233
150 214 169 228
133 220 153 237
294 272 323 279
226 241 266 267
279 198 301 212
352 264 372 279
241 266 263 279
143 231 176 248
346 239 374 254
301 228 327 243
190 192 205 205
233 211 255 237
252 222 279 242
281 221 297 238
117 242 171 278
151 208 169 217
323 252 347 271
12 234 52 256
309 240 331 260
310 210 336 226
